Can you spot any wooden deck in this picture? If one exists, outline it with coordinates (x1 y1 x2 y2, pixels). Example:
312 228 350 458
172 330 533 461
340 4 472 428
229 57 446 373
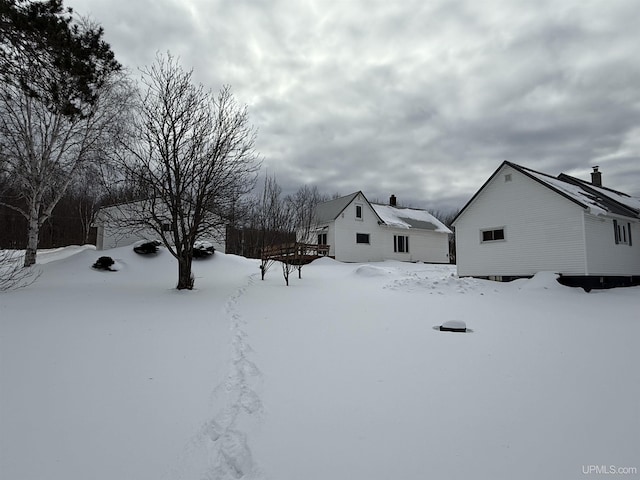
261 243 331 265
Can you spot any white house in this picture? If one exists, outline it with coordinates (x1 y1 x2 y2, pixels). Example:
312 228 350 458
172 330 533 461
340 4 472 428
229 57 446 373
93 201 226 252
452 161 640 287
312 192 451 263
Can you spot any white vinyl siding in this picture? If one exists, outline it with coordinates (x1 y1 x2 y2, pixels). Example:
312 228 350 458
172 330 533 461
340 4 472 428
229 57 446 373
329 192 450 263
584 215 640 275
454 165 587 277
332 193 380 262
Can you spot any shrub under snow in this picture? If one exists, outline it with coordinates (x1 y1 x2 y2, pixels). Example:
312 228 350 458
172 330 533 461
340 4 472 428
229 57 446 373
92 256 116 271
133 240 162 255
193 241 215 258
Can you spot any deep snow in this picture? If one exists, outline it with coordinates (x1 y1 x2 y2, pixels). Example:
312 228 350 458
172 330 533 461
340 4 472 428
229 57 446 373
1 246 638 480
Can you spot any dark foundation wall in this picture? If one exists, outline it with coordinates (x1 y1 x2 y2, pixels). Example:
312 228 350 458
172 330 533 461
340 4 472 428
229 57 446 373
557 275 640 290
468 273 639 291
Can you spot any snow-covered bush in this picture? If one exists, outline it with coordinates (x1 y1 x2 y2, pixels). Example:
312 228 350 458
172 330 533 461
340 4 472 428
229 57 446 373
133 240 162 255
193 241 215 258
92 256 115 271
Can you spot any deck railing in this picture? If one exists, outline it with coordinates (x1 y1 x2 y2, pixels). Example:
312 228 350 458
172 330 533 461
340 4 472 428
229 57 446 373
261 243 330 262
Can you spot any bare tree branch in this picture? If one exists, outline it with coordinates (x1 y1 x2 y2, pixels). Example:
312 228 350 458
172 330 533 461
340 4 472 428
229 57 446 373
112 53 260 290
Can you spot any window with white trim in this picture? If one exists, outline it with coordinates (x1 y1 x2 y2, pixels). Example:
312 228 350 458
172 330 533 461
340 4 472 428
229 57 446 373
356 233 370 244
481 228 505 242
394 235 409 253
318 233 327 245
355 204 363 219
613 220 632 246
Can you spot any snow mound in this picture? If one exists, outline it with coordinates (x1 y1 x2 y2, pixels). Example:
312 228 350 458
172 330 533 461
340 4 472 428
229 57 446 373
36 245 96 264
353 265 395 277
310 256 340 266
514 272 561 291
385 271 489 294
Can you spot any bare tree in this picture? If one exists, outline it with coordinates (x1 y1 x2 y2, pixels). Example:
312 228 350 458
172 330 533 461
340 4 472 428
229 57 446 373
0 71 132 266
0 249 39 291
285 185 327 279
245 174 297 281
117 54 260 290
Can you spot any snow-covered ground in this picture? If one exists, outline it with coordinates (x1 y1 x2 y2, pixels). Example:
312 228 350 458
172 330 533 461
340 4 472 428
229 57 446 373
1 246 638 480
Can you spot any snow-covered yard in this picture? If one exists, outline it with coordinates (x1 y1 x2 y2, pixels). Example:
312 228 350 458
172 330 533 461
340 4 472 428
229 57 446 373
1 246 638 480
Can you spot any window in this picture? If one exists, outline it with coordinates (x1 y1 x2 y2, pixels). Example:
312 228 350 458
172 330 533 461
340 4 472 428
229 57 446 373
356 233 370 244
394 235 409 253
504 174 512 182
614 220 632 246
318 233 327 245
481 228 505 242
356 205 363 219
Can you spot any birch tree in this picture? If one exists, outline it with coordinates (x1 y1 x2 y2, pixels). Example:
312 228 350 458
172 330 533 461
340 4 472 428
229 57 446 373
0 73 131 266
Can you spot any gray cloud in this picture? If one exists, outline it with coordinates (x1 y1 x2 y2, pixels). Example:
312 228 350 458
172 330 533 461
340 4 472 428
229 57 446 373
76 0 640 211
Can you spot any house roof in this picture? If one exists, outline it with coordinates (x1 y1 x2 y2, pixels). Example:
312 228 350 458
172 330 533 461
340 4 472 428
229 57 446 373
453 161 640 225
371 204 452 233
314 192 369 224
314 191 451 233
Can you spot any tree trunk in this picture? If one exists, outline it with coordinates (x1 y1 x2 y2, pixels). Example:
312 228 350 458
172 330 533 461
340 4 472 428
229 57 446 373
23 205 40 267
177 252 194 290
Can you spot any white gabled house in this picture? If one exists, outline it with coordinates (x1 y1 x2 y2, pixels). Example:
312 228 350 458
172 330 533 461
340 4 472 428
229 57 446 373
452 161 640 287
312 192 451 263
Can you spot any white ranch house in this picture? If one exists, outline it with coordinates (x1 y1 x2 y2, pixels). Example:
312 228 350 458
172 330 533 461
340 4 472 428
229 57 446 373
311 192 451 263
452 161 640 287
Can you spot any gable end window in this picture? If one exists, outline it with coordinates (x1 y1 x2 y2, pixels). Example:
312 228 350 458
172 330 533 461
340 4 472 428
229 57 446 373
356 233 370 244
481 228 505 242
394 235 409 253
355 205 363 219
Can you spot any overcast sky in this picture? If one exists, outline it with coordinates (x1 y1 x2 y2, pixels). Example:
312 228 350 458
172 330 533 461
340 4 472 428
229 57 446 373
73 0 640 211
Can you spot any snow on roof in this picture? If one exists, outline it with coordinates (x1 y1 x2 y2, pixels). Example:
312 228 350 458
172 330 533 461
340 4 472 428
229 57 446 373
372 204 452 233
573 181 640 214
523 169 609 216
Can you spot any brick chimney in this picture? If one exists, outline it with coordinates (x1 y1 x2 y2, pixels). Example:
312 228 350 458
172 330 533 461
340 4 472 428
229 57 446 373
591 166 602 187
389 194 397 206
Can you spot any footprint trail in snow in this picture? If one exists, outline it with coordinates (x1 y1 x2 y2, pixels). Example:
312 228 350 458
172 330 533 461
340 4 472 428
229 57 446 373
175 273 264 480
